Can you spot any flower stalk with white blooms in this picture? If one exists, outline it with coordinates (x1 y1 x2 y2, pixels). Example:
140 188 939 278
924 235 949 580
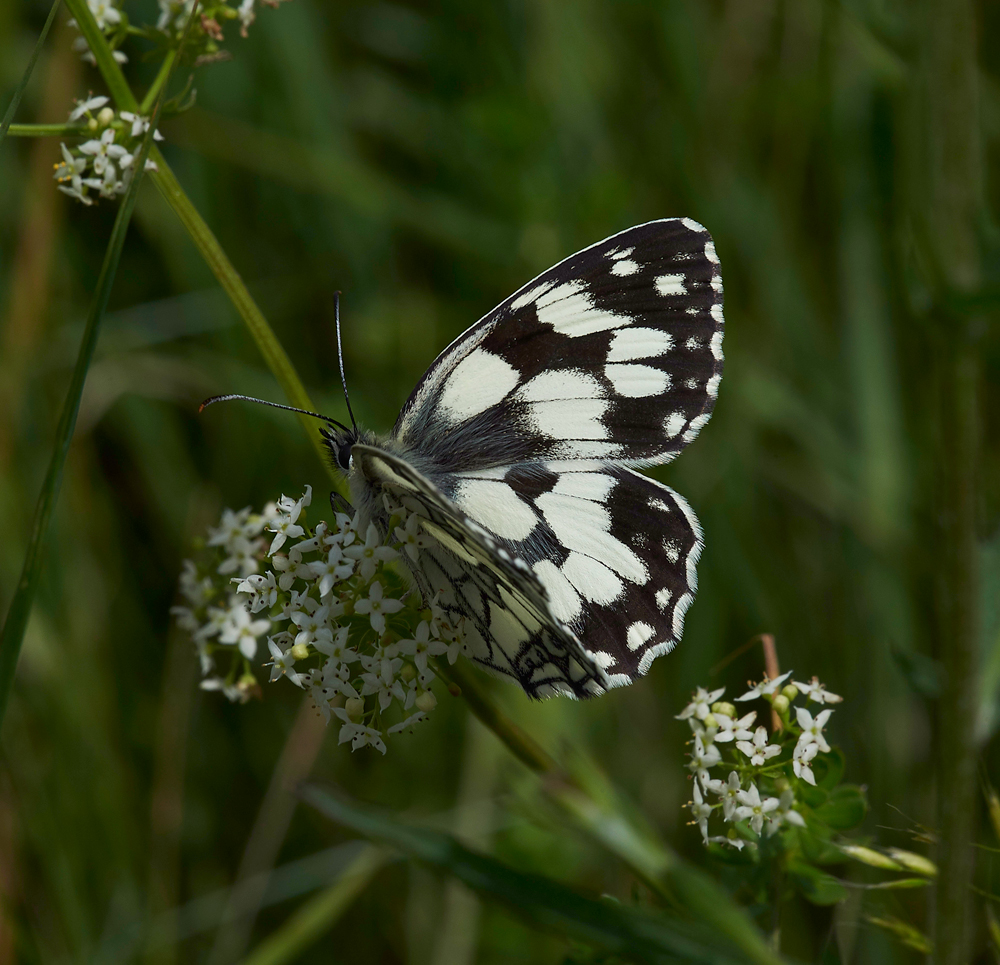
677 665 936 929
173 488 468 754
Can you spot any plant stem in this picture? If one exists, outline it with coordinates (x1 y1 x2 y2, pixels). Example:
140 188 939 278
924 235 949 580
6 123 88 138
139 46 181 115
0 0 63 142
0 99 162 732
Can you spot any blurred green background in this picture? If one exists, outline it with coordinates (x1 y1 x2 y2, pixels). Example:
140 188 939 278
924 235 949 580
1 0 999 962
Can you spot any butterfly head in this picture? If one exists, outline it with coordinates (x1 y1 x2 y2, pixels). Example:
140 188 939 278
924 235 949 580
320 424 357 474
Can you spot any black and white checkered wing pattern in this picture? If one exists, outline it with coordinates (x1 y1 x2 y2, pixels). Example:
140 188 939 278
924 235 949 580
391 219 723 473
352 444 610 699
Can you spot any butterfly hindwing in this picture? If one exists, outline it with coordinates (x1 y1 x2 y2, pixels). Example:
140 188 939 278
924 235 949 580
391 219 723 474
442 463 703 686
351 444 609 698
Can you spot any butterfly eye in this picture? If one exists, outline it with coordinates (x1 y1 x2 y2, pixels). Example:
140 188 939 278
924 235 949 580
337 444 352 471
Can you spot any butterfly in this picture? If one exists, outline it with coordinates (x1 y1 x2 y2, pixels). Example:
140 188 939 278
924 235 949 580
217 219 723 699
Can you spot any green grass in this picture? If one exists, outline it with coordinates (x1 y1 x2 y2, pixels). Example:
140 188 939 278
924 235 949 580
1 0 999 962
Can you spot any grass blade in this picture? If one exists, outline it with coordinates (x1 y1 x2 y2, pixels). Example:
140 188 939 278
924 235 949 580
0 0 63 142
0 92 161 732
301 785 760 965
241 846 387 965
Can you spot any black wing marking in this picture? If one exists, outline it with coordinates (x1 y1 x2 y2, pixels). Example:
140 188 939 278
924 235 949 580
391 219 723 474
439 462 703 685
352 443 609 699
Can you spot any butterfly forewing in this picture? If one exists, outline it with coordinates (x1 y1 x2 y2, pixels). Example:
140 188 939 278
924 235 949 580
392 219 723 475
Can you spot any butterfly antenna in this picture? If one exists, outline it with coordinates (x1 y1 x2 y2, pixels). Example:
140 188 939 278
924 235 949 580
335 291 359 435
199 394 352 434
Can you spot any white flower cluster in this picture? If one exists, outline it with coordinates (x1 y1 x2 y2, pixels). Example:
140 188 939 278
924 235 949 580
54 97 162 205
173 487 466 754
678 671 842 849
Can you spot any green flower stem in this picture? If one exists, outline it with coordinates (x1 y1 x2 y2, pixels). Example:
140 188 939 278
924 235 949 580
5 123 89 137
433 658 783 965
139 44 181 115
0 0 63 142
0 104 162 733
62 0 336 480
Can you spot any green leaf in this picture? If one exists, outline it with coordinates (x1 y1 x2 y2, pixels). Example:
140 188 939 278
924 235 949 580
814 748 845 790
0 0 63 142
786 862 848 906
812 786 867 831
302 785 767 965
0 100 162 732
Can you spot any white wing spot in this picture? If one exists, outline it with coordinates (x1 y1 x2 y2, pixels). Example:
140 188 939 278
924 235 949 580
529 399 608 440
552 472 615 502
588 650 617 669
649 497 671 513
535 280 630 338
685 377 699 390
454 478 538 541
605 363 670 398
707 373 721 398
655 273 687 296
711 274 723 293
682 217 705 232
517 369 603 402
664 412 686 438
511 281 553 311
711 303 724 324
610 259 639 276
705 240 719 264
710 330 724 360
655 587 672 611
685 337 700 350
532 559 583 624
561 551 624 604
609 246 634 260
626 622 655 651
664 539 680 563
439 348 519 424
536 492 648 584
607 327 673 361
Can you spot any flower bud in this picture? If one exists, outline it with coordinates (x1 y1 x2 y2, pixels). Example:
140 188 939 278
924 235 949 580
87 117 99 131
839 844 904 871
884 848 937 877
290 643 310 661
702 712 718 729
400 663 416 682
711 701 736 718
415 691 437 712
772 694 790 714
97 106 115 126
782 684 799 701
345 697 365 719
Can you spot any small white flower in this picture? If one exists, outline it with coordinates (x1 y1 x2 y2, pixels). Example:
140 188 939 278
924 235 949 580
79 128 130 176
388 711 428 735
308 546 355 597
705 771 743 822
236 571 278 611
266 486 311 553
219 605 270 659
87 0 122 30
360 657 406 712
707 834 746 851
290 605 330 647
736 726 782 766
54 143 93 205
394 513 430 562
676 686 725 721
769 789 806 832
688 780 713 843
792 740 820 785
266 638 305 686
687 732 721 783
397 621 448 673
354 580 404 634
200 676 244 702
69 95 109 121
795 706 833 753
237 0 256 35
735 670 793 702
735 783 779 834
119 111 165 141
344 523 398 580
793 677 843 705
194 603 230 641
713 709 757 743
218 535 261 576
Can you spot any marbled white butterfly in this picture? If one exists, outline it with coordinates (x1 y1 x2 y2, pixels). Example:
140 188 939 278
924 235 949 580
224 219 723 699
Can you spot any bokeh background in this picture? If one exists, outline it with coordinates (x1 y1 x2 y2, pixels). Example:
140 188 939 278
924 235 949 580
1 0 999 962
